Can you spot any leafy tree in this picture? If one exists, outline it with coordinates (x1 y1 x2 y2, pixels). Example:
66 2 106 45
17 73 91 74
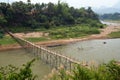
0 15 7 26
0 28 4 39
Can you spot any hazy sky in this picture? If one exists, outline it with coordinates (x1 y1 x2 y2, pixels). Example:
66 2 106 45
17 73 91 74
0 0 120 8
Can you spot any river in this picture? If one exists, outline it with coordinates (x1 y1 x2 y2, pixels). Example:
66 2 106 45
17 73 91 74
0 21 120 79
50 38 120 64
0 49 51 80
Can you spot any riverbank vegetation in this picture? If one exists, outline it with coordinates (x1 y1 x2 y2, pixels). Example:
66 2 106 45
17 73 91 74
48 25 100 39
0 36 16 45
0 59 120 80
0 60 120 80
108 31 120 38
26 37 49 42
0 59 36 80
0 25 100 45
45 60 120 80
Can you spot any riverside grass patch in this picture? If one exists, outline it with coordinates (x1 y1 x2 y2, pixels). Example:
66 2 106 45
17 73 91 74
26 37 49 42
108 31 120 38
49 26 100 39
0 36 17 45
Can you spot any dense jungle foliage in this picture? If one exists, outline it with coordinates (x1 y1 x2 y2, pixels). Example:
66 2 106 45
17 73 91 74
0 0 102 30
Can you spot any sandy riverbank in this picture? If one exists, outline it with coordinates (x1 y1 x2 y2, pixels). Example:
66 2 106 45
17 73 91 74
0 25 120 51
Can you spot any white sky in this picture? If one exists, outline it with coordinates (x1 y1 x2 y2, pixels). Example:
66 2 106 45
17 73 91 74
0 0 120 8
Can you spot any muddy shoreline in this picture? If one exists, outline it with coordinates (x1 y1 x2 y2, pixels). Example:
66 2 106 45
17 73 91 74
0 44 22 51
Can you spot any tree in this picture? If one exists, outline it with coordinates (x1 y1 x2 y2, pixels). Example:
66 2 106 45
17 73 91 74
0 28 4 39
87 7 98 20
0 15 7 26
0 1 101 29
27 0 31 3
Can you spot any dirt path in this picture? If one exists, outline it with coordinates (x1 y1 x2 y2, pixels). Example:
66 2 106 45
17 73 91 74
90 25 120 39
14 32 49 38
0 25 120 51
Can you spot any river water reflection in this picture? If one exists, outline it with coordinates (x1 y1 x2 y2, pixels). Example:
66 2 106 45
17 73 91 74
50 39 120 64
0 49 51 80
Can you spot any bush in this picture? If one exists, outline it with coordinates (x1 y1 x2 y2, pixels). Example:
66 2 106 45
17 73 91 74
0 59 36 80
49 25 100 39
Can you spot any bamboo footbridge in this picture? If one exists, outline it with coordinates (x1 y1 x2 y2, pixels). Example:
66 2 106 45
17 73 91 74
8 32 84 71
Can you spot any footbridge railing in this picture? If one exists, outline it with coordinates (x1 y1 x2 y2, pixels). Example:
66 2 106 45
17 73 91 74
8 32 82 71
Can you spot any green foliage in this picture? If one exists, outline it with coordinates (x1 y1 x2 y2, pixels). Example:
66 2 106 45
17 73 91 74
0 59 36 80
0 36 17 45
108 31 120 38
0 1 101 30
0 15 7 26
71 66 91 80
0 28 4 39
49 26 100 39
0 25 101 45
47 60 120 80
26 37 49 42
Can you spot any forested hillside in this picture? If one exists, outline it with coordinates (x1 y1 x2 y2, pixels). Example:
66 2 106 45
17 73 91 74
0 0 101 30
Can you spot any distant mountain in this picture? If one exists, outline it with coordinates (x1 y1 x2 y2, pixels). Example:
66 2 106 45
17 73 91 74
93 1 120 14
93 8 120 14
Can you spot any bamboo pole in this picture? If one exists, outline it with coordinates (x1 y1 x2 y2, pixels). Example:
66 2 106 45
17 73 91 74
9 32 83 71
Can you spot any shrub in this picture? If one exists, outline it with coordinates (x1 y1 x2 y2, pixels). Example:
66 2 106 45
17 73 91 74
49 25 100 39
0 59 36 80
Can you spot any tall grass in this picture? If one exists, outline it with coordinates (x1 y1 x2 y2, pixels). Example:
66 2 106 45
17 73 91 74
44 60 120 80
